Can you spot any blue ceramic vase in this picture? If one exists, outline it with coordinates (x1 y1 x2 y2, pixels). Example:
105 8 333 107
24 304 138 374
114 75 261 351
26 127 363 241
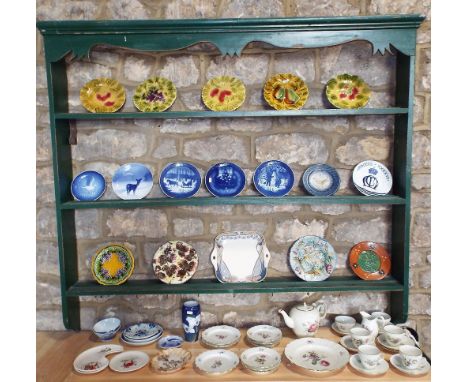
182 300 201 342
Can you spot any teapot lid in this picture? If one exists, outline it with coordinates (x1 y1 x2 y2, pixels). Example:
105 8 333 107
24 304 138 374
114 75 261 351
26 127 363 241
296 302 315 311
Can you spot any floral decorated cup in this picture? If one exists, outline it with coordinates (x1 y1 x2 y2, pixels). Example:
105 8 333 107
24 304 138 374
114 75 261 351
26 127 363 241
383 325 408 346
371 312 391 331
335 315 356 332
399 345 423 370
350 327 373 348
358 344 382 370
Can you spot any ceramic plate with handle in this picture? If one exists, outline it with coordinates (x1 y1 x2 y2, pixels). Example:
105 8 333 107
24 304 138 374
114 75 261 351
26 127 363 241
80 78 126 113
326 74 371 109
349 241 390 280
202 76 246 111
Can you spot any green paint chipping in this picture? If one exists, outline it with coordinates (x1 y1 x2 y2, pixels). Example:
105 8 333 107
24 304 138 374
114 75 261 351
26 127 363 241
357 250 381 273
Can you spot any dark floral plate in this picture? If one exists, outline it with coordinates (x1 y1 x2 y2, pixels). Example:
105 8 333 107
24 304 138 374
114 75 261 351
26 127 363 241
91 244 134 286
348 241 391 280
133 77 177 112
152 241 198 284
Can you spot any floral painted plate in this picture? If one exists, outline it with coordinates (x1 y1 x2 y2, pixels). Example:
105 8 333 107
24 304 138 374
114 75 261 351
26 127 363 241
71 170 106 201
80 78 126 113
201 325 241 348
112 163 153 200
151 348 192 374
205 162 246 197
349 241 391 280
240 347 281 372
352 160 393 196
246 325 282 347
302 164 340 196
159 162 201 198
133 77 177 112
289 236 336 281
253 160 294 197
108 351 149 373
195 349 239 376
325 74 371 109
153 241 198 284
202 76 246 111
73 344 124 374
263 73 309 110
284 338 349 377
91 244 134 286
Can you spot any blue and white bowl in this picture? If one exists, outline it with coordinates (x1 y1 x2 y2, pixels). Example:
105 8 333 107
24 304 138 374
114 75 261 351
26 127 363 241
159 162 201 198
253 160 294 197
93 317 121 341
205 162 246 197
71 170 106 201
302 164 340 196
112 163 153 200
158 335 184 349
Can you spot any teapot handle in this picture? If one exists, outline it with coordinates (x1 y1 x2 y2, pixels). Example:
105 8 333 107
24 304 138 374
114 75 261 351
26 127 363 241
316 302 327 319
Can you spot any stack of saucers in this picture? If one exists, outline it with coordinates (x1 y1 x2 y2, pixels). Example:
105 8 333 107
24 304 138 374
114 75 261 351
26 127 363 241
246 325 282 347
201 325 241 348
241 347 281 375
120 322 163 346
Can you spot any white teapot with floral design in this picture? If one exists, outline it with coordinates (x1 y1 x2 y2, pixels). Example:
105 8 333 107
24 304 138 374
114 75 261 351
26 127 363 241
278 301 327 337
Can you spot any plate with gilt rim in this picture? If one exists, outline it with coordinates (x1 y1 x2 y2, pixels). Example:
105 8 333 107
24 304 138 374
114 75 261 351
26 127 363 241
195 349 239 376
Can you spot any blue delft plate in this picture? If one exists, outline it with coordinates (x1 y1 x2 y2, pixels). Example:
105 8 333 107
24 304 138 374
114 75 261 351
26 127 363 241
159 162 201 198
71 170 106 201
112 163 153 200
302 164 340 196
122 322 163 342
158 335 184 349
205 162 246 197
253 160 294 197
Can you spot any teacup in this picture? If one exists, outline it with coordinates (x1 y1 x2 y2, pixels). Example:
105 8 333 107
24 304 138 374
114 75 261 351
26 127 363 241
383 325 408 346
335 315 356 332
371 312 391 331
358 344 382 370
399 345 423 370
350 327 373 348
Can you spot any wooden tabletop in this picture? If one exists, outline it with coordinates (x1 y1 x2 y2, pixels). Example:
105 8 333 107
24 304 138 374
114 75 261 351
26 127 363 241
36 327 430 381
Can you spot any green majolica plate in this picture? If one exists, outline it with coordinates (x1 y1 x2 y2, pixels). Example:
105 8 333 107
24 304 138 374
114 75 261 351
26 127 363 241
326 74 371 109
133 77 177 112
91 244 135 285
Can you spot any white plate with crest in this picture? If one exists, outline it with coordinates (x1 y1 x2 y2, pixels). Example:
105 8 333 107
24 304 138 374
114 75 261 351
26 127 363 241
195 349 239 376
352 160 392 196
201 325 241 348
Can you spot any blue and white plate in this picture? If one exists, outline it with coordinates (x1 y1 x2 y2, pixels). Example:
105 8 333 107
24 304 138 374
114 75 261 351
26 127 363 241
253 160 294 197
158 335 184 349
112 163 153 200
122 322 163 342
159 162 201 198
205 162 246 197
302 164 340 196
352 160 392 196
71 171 106 201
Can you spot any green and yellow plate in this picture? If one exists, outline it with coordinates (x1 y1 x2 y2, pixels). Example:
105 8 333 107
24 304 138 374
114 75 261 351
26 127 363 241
133 77 177 112
91 244 135 286
263 73 309 110
80 78 126 113
325 74 371 109
202 76 246 111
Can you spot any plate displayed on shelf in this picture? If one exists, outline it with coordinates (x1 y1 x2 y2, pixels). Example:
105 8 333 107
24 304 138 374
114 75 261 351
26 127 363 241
159 162 201 198
201 325 241 348
71 170 106 201
211 231 270 283
73 344 123 374
158 335 184 349
263 73 309 110
205 162 246 197
325 74 371 109
302 164 340 196
109 351 149 373
349 354 389 377
202 76 246 111
289 236 336 281
153 241 198 284
349 241 391 280
253 160 294 197
151 348 192 374
80 78 126 113
284 338 349 377
195 349 239 376
352 160 392 196
112 163 153 200
91 244 134 286
133 77 177 112
240 347 281 373
122 322 163 342
246 325 282 347
389 354 430 376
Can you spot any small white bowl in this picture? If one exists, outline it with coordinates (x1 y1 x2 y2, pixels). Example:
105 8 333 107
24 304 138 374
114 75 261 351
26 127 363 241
335 315 356 332
93 317 121 341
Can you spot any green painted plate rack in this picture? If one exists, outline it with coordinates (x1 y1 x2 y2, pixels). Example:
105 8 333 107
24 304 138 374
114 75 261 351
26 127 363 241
37 15 424 330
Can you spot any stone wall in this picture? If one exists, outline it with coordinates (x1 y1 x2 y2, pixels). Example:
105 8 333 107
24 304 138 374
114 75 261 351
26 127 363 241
36 1 431 355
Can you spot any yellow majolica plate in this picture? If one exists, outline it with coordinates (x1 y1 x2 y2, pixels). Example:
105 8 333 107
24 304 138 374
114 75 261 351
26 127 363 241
133 77 177 112
202 76 246 111
263 73 309 110
91 244 135 286
326 74 371 109
80 78 126 113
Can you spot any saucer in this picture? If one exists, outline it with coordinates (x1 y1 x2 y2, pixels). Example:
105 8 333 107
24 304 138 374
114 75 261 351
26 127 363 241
331 322 361 336
390 354 430 376
339 335 359 353
376 334 414 353
349 354 389 376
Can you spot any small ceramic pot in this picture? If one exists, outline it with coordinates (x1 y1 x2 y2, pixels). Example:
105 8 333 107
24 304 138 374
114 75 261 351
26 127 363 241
335 316 356 332
93 317 121 341
399 345 422 370
350 327 373 348
371 312 391 331
358 344 382 370
383 325 408 346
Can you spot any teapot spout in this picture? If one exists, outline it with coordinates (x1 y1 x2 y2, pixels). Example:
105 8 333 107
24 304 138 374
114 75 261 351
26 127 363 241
360 311 371 319
278 309 295 330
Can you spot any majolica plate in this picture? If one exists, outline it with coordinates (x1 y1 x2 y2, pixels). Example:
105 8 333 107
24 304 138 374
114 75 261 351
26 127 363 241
112 163 153 200
352 160 393 196
91 244 134 286
263 73 309 110
210 231 270 283
349 241 391 281
253 160 294 197
73 344 124 375
205 162 246 197
195 349 239 376
108 351 149 373
325 74 371 109
71 170 106 201
80 78 126 113
201 325 241 348
302 164 340 196
153 241 198 284
202 76 246 111
159 162 201 198
133 77 177 112
289 236 337 281
151 348 192 374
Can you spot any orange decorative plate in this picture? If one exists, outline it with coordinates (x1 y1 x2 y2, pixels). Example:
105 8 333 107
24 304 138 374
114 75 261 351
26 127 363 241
348 241 390 280
202 76 246 111
80 78 126 113
91 244 135 285
325 74 371 109
263 73 309 110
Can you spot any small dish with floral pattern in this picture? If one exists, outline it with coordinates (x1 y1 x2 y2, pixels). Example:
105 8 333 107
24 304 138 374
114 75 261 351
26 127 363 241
133 77 177 112
80 78 126 113
326 74 371 109
109 351 149 373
